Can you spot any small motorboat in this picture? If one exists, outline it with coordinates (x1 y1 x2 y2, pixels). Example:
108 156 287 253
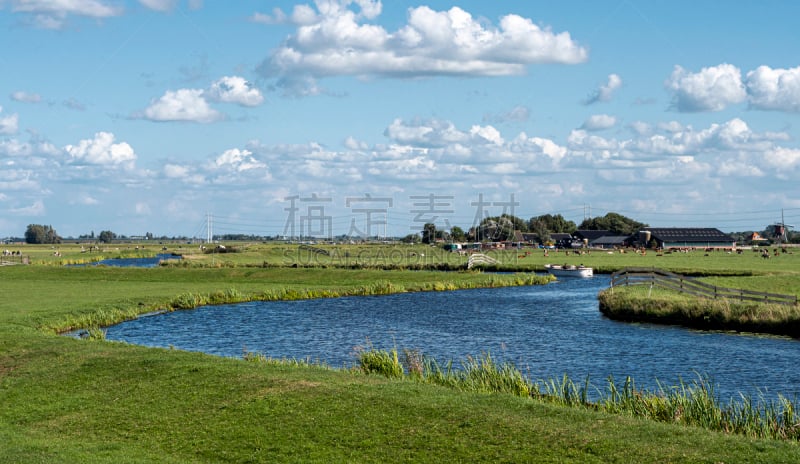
544 264 593 277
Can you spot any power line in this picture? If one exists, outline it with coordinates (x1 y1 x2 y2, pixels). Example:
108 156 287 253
200 205 797 238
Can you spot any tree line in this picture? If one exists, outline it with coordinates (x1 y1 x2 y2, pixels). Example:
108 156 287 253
16 216 798 245
416 212 647 244
20 225 164 244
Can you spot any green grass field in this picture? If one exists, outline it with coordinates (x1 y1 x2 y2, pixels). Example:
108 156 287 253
2 243 800 462
14 240 800 275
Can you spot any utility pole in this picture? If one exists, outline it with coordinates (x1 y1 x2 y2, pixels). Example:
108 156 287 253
207 213 212 244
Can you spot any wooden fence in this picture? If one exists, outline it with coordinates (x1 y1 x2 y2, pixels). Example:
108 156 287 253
467 253 499 269
610 267 798 306
0 255 30 266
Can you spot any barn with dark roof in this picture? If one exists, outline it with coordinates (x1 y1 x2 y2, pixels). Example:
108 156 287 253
641 228 735 249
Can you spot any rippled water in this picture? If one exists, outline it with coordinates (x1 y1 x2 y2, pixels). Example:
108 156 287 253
76 253 180 268
106 275 800 401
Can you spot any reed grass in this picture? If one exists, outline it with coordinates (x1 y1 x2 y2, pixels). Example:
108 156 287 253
44 306 149 334
42 273 551 334
356 346 404 378
354 347 800 442
242 349 331 369
83 326 107 341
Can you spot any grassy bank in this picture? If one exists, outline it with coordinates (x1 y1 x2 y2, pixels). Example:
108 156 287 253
351 348 800 442
598 276 800 338
0 266 549 334
6 338 799 463
2 259 800 461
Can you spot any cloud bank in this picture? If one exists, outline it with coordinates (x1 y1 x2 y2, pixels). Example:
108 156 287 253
667 64 800 113
257 1 588 96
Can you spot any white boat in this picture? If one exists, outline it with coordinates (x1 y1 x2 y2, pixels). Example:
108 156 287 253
544 264 593 277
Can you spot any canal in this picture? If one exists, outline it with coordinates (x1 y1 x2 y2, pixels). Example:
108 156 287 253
105 275 800 402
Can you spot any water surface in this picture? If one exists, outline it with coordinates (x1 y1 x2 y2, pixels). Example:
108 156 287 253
76 253 179 268
106 276 800 401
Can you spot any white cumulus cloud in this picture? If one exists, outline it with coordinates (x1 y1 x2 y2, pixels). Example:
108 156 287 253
10 91 42 103
138 0 178 12
764 147 800 170
164 164 190 178
469 125 504 145
745 65 800 112
384 118 466 147
343 136 368 150
163 163 205 184
585 73 622 104
143 89 221 123
0 138 59 157
10 199 46 216
666 64 747 112
0 107 19 135
213 148 266 171
8 0 123 28
207 76 264 107
73 194 100 205
581 114 617 131
65 132 137 166
250 7 288 25
259 3 587 96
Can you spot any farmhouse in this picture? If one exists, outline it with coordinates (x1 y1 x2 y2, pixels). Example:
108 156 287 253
550 233 573 248
640 228 736 250
590 235 629 249
572 230 630 249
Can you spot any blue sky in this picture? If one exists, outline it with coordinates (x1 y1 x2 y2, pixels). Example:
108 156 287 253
2 0 800 239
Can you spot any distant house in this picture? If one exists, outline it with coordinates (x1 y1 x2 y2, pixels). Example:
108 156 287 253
521 232 538 244
573 230 630 249
573 230 614 242
550 233 573 248
641 228 736 249
747 232 769 244
590 235 629 249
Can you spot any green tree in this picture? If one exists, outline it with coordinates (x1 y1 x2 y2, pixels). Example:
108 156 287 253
24 224 61 244
529 221 550 245
528 214 577 235
450 226 466 242
474 215 523 242
421 223 437 244
98 230 116 243
578 212 647 235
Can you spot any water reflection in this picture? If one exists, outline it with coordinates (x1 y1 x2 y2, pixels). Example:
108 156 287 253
106 276 800 401
74 253 180 268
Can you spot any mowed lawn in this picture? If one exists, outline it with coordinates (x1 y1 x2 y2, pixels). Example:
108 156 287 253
2 249 800 462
